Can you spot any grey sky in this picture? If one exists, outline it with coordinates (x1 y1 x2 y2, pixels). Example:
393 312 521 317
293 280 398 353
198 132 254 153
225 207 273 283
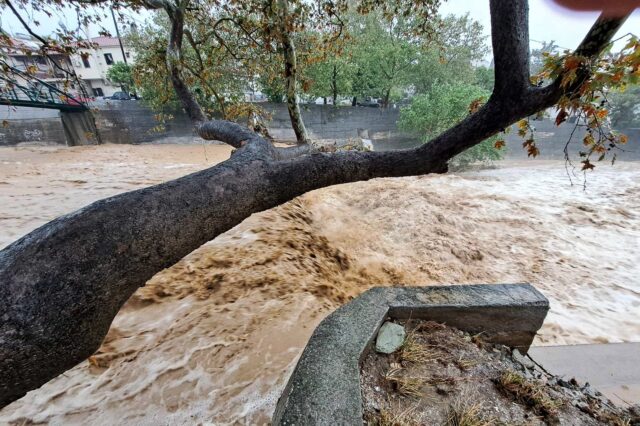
1 0 638 53
440 0 640 52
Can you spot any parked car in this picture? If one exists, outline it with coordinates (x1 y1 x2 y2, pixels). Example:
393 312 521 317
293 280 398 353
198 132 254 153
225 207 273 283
357 97 381 108
108 91 132 100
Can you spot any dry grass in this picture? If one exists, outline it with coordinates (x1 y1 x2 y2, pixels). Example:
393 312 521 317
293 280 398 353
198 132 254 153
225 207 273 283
470 332 488 349
426 374 458 387
495 371 562 421
610 419 631 426
454 356 478 371
444 400 495 426
400 331 439 364
378 405 419 426
384 367 424 398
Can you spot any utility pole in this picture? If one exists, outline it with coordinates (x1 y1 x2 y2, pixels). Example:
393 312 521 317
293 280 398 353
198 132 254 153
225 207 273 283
111 8 128 66
110 7 137 98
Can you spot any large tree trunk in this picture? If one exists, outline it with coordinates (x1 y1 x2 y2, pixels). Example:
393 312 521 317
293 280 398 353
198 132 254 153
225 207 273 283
0 0 628 408
277 0 310 144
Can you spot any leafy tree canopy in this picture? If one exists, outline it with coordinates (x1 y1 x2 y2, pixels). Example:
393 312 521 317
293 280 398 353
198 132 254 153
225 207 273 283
399 82 503 168
106 62 134 93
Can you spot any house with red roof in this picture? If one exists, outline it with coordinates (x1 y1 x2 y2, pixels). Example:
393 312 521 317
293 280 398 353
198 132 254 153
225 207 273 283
71 36 136 98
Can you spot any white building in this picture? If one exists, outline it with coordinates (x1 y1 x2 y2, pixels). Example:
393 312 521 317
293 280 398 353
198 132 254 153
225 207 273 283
71 36 136 98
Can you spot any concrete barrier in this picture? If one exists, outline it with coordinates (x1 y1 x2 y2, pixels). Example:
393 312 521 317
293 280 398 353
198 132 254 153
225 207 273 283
60 111 101 146
272 283 549 426
1 102 638 160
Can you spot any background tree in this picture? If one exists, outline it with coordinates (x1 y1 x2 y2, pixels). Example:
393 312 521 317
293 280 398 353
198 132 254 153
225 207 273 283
129 22 182 112
349 13 420 106
301 37 354 105
399 83 503 168
474 66 495 92
412 14 488 94
609 85 640 129
106 62 134 94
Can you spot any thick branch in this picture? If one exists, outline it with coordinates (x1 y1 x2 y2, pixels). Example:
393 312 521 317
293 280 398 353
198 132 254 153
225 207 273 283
490 0 531 96
197 120 266 149
165 3 208 125
531 11 629 107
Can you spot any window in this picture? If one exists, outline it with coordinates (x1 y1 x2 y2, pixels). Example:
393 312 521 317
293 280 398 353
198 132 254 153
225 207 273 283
81 55 91 68
92 87 104 97
104 53 114 65
125 52 130 58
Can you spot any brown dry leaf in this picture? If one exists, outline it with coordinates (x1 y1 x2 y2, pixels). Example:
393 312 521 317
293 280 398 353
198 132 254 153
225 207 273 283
555 109 568 126
581 160 595 171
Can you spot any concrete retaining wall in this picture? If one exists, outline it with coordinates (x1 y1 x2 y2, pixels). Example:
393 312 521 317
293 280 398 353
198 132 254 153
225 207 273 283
0 117 66 147
272 283 549 426
1 102 638 161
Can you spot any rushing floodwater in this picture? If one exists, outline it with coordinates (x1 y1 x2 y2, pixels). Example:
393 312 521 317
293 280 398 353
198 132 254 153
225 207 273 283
0 145 638 424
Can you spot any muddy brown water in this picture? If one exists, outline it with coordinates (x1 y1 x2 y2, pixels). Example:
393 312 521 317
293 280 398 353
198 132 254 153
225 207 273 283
0 145 639 424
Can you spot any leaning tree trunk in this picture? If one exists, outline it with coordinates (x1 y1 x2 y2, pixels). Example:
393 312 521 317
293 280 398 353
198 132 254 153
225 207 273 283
332 64 338 106
382 87 391 108
277 0 310 145
0 0 628 408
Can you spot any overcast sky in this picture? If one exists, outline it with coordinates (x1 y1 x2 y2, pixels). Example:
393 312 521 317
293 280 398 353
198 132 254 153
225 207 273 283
1 0 638 54
440 0 640 52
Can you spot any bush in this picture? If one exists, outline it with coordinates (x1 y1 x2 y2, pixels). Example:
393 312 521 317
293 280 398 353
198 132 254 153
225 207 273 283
399 83 503 169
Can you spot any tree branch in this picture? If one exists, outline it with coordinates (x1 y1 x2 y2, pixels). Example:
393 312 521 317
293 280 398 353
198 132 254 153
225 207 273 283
164 3 207 124
3 0 85 81
489 0 531 97
531 11 629 107
4 0 50 46
197 120 266 149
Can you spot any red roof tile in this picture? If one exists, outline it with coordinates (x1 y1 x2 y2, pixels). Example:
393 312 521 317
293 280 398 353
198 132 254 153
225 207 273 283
89 36 121 47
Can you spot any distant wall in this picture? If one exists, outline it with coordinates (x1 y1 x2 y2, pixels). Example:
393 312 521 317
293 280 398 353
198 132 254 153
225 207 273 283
0 108 66 147
92 101 197 144
91 101 416 147
1 102 638 161
0 101 414 147
0 118 67 147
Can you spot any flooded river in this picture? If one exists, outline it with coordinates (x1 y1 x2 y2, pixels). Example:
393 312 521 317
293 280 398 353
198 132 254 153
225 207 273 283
0 144 638 424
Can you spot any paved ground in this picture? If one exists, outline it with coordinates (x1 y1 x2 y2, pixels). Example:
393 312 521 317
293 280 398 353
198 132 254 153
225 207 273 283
529 343 640 407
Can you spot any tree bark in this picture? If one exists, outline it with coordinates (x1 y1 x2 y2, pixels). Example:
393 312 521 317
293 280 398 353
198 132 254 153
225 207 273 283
382 87 391 108
277 0 310 144
332 64 338 106
164 3 207 124
0 0 629 408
